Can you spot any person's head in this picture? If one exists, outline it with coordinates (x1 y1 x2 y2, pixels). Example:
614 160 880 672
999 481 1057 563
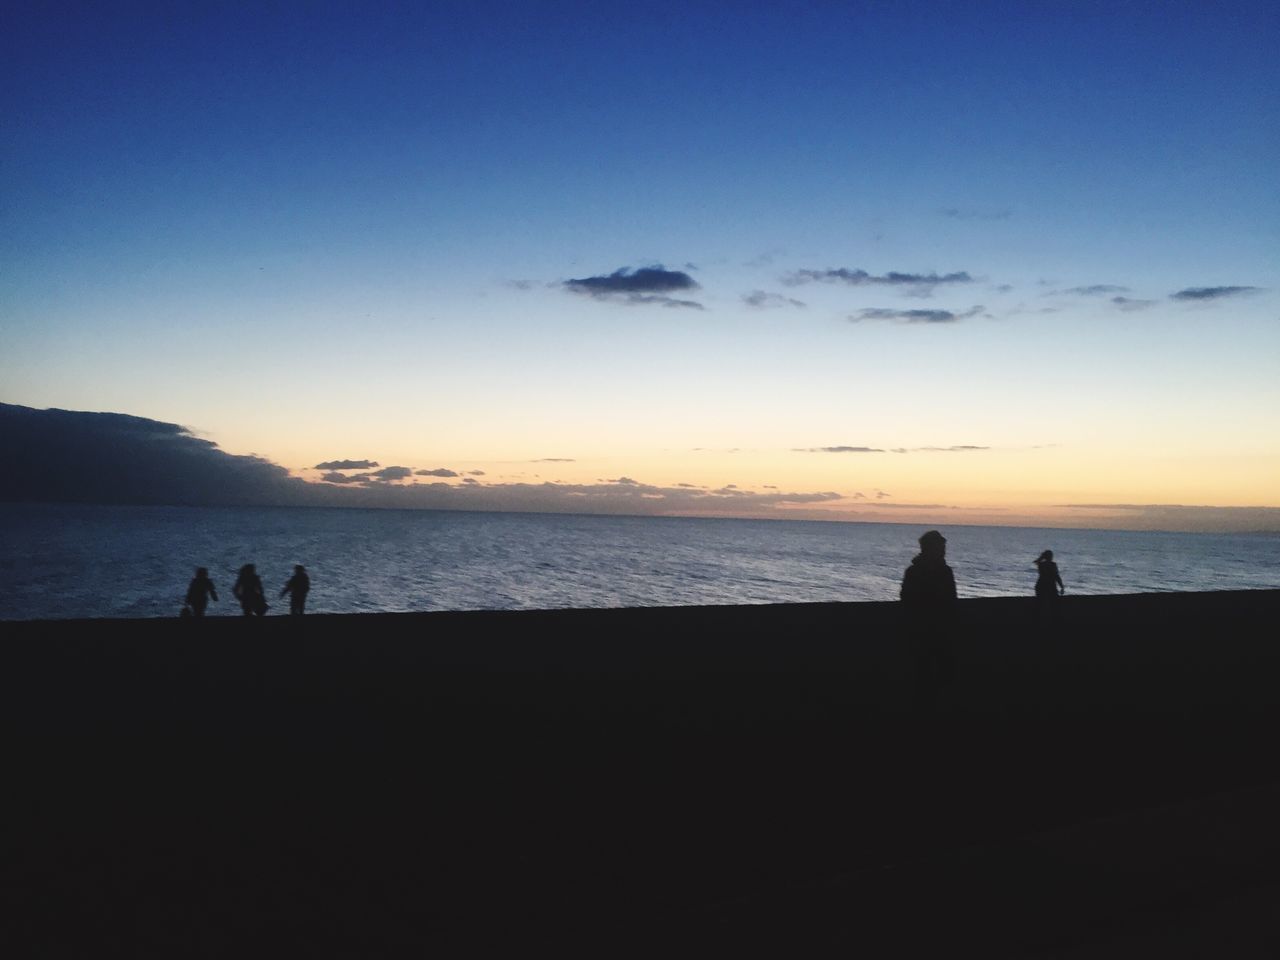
240 563 254 575
1037 550 1053 563
196 567 208 578
295 565 305 574
918 529 946 559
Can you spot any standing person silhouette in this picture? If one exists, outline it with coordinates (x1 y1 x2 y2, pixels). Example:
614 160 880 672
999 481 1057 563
281 565 310 616
233 563 267 617
901 530 957 608
1034 550 1065 620
1034 550 1065 598
185 567 218 618
900 530 958 703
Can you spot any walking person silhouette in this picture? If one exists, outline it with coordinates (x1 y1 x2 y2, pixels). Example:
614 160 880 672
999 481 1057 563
185 567 218 618
233 563 267 617
281 565 310 616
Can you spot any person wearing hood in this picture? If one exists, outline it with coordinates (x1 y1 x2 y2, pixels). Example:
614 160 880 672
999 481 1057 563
900 530 957 607
900 530 958 703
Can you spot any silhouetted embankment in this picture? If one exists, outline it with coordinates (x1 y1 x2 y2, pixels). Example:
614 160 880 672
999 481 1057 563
5 590 1280 955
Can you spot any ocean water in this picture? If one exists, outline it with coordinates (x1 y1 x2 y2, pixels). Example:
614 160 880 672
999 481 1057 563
1 502 1277 620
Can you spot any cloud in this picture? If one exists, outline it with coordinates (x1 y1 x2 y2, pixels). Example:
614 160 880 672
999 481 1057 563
783 268 973 293
467 470 486 476
851 305 985 324
796 444 989 454
742 290 806 309
416 468 459 478
745 249 786 268
940 207 1012 221
795 446 885 453
1111 296 1157 311
33 403 1269 530
368 466 413 482
562 266 702 308
890 445 990 453
0 403 308 507
315 459 379 470
461 477 480 485
1062 284 1129 296
1170 286 1260 301
533 458 575 463
623 295 704 309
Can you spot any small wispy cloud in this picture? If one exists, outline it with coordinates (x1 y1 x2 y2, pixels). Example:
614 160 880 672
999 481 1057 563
782 268 974 294
851 305 985 324
890 445 989 453
562 265 703 309
742 290 807 309
940 207 1012 221
315 459 379 470
532 458 575 463
1062 284 1129 296
794 445 884 453
416 468 459 478
798 444 989 454
1111 296 1156 311
1170 286 1260 301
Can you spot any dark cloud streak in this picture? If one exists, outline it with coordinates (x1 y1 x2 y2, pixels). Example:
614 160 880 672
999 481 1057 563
562 266 702 309
1170 286 1259 301
783 268 973 292
851 305 985 324
742 290 806 309
315 459 379 470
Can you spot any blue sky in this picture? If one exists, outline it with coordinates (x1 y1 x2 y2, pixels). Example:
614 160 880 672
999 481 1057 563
3 1 1278 529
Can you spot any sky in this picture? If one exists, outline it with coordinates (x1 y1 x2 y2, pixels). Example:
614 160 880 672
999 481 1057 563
3 1 1278 531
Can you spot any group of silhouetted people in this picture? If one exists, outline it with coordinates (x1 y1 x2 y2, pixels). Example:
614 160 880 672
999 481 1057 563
898 530 1066 607
899 530 1066 702
183 564 310 618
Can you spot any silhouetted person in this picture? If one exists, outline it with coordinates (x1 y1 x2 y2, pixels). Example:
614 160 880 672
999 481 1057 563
1034 550 1065 622
281 565 310 616
901 530 957 608
1034 550 1065 599
185 567 218 618
233 563 267 617
900 530 958 702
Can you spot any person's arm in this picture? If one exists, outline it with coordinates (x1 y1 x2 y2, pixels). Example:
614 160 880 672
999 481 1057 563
210 584 218 601
1056 569 1065 594
946 567 958 601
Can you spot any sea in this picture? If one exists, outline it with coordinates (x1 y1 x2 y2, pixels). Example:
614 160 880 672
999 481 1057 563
1 502 1277 620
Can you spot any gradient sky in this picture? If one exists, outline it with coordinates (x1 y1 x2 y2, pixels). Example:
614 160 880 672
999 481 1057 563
3 1 1278 530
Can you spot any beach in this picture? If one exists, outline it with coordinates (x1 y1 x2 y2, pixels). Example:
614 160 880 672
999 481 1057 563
5 590 1280 955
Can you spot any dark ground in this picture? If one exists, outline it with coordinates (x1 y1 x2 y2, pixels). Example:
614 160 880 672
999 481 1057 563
4 590 1279 956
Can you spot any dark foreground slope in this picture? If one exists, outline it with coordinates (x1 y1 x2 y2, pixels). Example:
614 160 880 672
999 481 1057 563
4 591 1280 956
